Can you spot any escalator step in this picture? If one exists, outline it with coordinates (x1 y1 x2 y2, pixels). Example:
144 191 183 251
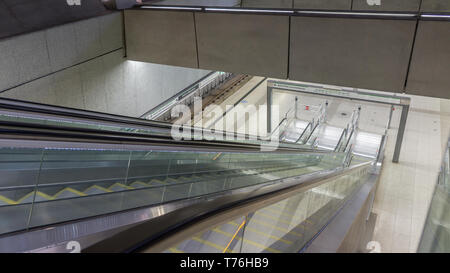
227 221 293 246
211 228 281 253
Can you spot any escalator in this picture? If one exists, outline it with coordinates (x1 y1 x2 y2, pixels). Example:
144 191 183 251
162 163 369 254
83 154 373 253
0 144 336 235
0 98 381 253
277 99 327 146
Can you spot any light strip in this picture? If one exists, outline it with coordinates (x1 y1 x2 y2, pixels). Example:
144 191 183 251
296 10 416 18
205 8 295 14
421 14 450 19
140 6 202 11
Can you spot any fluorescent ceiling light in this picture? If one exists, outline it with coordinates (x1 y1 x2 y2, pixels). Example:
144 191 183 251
296 11 416 17
205 8 294 14
140 6 202 11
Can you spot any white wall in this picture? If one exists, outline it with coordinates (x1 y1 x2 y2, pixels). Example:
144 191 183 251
0 12 210 117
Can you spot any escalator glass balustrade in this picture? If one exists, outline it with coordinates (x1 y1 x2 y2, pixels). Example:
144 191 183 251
418 139 450 252
160 163 372 253
0 145 348 236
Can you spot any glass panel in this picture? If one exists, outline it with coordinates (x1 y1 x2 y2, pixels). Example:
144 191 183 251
164 215 247 253
28 149 131 228
0 147 43 234
163 164 371 252
1 142 351 235
271 82 404 105
418 140 450 252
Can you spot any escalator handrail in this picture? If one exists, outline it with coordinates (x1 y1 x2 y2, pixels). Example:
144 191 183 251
0 97 287 149
0 121 328 154
334 128 347 152
343 129 355 153
304 121 321 145
295 121 311 144
82 161 373 253
140 71 219 120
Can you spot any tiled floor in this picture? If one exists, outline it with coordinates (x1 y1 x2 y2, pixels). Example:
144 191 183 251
372 95 450 253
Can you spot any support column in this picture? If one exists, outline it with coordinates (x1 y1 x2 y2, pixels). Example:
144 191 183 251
267 84 273 134
392 104 409 163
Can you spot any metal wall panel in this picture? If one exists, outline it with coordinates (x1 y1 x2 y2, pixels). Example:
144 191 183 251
421 0 450 12
0 0 111 40
406 21 450 99
241 0 293 9
294 0 351 10
352 0 421 12
289 16 416 92
195 12 289 78
124 10 198 69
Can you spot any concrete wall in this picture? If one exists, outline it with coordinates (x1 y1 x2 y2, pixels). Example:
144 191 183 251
0 12 210 117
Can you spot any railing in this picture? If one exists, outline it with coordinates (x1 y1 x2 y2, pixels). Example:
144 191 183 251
141 71 233 121
0 98 316 152
335 107 361 152
134 1 450 15
418 137 450 252
271 97 328 146
278 101 297 142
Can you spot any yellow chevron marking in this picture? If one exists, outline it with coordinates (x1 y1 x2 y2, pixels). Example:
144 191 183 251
247 218 303 237
130 181 149 187
54 188 87 198
192 236 233 253
212 153 222 161
212 228 281 253
108 183 134 190
85 185 112 193
0 195 18 205
150 179 167 185
223 219 246 253
228 221 292 245
2 187 87 205
16 192 34 203
178 176 192 181
168 247 184 253
17 191 54 203
165 178 179 183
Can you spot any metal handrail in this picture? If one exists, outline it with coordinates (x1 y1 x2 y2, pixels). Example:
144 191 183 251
142 72 233 121
343 129 355 153
295 122 311 143
334 128 348 152
0 98 312 152
304 121 321 145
